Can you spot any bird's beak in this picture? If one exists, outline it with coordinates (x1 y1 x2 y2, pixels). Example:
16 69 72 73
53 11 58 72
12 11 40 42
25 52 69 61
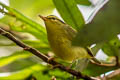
39 15 47 21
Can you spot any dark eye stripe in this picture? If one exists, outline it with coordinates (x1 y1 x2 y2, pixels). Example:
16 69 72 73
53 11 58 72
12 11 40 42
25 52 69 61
47 17 65 24
47 17 56 20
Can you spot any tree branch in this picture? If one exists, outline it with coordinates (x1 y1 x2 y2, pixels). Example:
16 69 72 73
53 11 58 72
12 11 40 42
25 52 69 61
99 68 120 80
0 27 96 80
106 68 120 79
90 60 116 67
90 56 119 67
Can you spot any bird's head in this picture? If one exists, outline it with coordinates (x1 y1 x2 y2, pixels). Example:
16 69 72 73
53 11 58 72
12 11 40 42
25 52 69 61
39 15 65 25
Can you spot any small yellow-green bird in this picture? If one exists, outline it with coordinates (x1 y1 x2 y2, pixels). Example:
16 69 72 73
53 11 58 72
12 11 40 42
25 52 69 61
39 15 99 63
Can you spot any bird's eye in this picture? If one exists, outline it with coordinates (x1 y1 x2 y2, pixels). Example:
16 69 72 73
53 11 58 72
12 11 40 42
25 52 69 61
51 18 56 20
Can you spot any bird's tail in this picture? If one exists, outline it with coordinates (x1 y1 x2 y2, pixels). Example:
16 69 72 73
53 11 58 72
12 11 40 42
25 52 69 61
74 58 89 72
73 58 101 72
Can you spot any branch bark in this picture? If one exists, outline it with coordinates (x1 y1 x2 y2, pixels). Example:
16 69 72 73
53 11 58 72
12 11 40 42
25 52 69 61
98 68 120 80
0 27 96 80
106 68 120 79
90 60 116 67
90 56 119 67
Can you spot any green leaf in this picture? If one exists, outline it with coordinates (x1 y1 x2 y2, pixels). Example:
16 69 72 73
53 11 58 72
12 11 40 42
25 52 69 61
0 2 48 43
8 22 48 44
49 69 70 78
33 68 76 80
53 0 85 30
102 38 120 56
33 71 51 80
0 2 45 33
83 63 118 76
3 58 37 72
23 40 49 48
49 69 78 80
22 40 50 53
0 64 45 80
0 40 50 53
0 36 13 46
91 43 104 55
0 51 32 67
9 0 54 20
0 15 14 24
75 0 91 6
73 0 120 47
0 0 55 44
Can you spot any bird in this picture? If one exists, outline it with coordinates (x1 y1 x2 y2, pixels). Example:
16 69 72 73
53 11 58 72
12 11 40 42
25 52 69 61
39 15 100 64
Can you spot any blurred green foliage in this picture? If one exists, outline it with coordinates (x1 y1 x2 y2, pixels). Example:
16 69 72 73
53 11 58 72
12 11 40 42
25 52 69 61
53 0 85 30
0 51 31 67
73 0 120 47
75 0 91 6
0 0 120 80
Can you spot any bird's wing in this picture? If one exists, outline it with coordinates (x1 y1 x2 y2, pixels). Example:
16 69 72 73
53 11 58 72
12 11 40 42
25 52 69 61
64 25 77 40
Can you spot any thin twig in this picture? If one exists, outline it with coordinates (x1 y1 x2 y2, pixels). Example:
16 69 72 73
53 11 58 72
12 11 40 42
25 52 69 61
0 27 96 80
90 56 119 67
106 68 120 79
102 68 120 79
115 56 119 66
90 60 116 67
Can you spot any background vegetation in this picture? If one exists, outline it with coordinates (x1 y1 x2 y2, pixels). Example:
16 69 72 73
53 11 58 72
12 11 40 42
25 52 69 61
0 0 120 80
